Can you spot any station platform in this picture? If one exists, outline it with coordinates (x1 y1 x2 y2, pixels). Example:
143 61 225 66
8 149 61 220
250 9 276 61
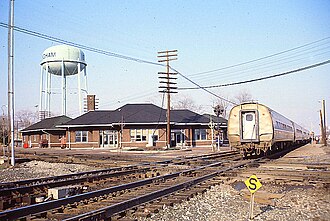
261 144 330 170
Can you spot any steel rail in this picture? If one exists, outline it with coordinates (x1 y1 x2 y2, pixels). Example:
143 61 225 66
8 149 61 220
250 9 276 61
0 164 138 189
0 167 152 197
0 162 224 220
172 151 240 164
0 150 238 190
58 145 311 220
0 151 238 197
63 161 248 221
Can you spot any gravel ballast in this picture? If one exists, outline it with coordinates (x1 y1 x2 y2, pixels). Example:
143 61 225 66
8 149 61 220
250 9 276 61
140 183 329 221
0 160 96 182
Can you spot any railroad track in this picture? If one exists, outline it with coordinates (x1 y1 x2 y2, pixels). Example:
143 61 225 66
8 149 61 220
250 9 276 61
219 145 330 189
2 145 321 221
0 159 250 221
2 146 318 220
14 148 240 168
0 151 240 212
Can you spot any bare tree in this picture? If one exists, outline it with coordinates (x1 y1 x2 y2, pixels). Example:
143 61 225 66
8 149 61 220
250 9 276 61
1 114 8 145
211 91 233 119
235 89 253 104
212 99 231 119
15 109 38 129
172 95 204 113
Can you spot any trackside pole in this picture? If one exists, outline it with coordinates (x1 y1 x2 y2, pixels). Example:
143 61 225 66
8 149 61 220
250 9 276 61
244 175 262 220
249 192 255 220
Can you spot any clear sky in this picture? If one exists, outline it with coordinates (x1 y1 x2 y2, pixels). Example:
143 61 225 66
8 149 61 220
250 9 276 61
0 0 329 134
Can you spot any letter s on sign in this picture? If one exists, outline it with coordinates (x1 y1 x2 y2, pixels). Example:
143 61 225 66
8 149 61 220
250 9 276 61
248 177 257 190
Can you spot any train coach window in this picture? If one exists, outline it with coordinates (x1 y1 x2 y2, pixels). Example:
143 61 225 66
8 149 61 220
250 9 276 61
246 114 254 121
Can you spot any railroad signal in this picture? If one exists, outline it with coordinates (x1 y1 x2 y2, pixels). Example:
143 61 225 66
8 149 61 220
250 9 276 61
214 104 224 117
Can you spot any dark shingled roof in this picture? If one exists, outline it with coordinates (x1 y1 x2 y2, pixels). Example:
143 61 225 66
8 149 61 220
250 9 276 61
202 114 227 125
21 115 72 133
61 103 227 127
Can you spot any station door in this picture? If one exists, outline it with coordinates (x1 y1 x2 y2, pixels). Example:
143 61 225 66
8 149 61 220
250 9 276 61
100 130 118 147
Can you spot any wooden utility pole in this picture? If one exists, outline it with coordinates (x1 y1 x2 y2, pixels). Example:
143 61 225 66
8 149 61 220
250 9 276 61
321 99 327 146
320 110 325 145
158 50 178 148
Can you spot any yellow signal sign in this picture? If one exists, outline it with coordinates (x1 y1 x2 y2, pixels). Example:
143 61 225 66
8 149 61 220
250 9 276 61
244 175 262 194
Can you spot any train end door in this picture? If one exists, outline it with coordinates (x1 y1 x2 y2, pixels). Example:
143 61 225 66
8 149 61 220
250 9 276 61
240 111 259 142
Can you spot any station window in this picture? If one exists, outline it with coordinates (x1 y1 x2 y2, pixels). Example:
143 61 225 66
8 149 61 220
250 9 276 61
136 129 142 141
194 129 207 140
75 131 88 142
130 129 153 142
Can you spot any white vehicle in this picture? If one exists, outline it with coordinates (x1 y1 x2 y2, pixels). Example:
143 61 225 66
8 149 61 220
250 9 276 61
228 102 310 157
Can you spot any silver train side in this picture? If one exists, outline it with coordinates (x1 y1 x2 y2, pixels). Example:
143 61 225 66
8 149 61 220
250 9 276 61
228 102 310 157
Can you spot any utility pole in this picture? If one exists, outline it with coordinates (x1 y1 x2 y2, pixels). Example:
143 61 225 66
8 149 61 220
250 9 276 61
320 110 325 145
321 99 327 146
8 0 15 166
158 50 178 149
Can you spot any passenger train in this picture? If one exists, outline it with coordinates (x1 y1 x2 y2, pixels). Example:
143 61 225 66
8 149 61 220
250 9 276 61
227 102 310 157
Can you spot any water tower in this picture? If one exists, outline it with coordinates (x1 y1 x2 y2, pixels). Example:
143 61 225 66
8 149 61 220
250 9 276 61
39 45 88 119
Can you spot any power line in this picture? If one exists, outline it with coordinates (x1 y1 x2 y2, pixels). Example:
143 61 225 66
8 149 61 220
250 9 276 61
191 45 330 83
1 23 328 106
179 59 330 90
188 36 330 77
169 66 237 105
0 22 163 67
0 23 237 105
194 49 330 85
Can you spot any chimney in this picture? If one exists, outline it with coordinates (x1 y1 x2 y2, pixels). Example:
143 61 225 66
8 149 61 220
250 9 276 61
86 95 96 111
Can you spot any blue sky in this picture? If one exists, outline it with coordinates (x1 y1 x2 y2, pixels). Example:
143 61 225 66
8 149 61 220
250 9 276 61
0 0 329 134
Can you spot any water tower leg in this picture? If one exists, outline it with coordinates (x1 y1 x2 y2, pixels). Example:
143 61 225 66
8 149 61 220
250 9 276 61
44 65 50 118
47 72 52 117
43 67 48 116
84 68 88 94
39 66 44 119
61 60 66 116
78 63 82 114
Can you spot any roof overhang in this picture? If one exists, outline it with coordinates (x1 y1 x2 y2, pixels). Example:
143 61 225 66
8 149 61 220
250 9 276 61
57 124 114 128
56 122 227 128
21 128 66 133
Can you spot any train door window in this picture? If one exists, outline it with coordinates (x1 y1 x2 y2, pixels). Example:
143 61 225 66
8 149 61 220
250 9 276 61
246 114 253 121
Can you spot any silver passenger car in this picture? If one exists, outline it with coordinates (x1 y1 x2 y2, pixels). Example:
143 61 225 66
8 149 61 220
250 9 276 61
228 102 309 157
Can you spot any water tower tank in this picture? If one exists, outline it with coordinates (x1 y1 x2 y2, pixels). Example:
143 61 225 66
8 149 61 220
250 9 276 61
39 44 88 118
41 45 86 76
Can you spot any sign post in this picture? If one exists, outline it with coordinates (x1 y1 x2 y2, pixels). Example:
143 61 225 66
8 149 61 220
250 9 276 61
244 175 262 220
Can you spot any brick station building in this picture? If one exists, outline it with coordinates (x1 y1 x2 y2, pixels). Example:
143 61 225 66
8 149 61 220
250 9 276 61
21 103 227 149
21 116 72 148
58 103 227 149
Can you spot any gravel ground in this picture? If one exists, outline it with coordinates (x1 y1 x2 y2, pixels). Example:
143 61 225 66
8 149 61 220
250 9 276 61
0 160 96 182
140 183 329 221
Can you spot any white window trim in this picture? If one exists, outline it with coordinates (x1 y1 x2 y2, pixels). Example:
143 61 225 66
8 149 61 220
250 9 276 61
75 131 88 143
